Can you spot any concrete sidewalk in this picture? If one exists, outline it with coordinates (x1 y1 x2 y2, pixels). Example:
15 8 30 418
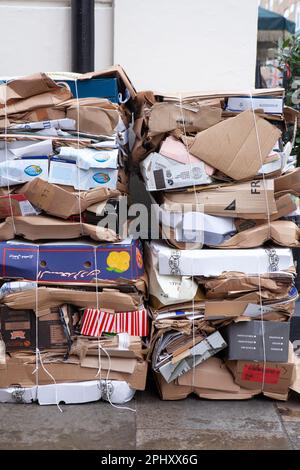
0 381 300 450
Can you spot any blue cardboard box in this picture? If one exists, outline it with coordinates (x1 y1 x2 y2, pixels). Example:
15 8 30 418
0 239 144 284
55 78 120 103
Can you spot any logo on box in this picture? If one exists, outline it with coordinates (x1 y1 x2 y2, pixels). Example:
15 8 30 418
24 165 43 177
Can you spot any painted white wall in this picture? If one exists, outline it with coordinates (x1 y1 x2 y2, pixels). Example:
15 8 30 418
114 0 259 92
0 0 113 76
0 0 259 92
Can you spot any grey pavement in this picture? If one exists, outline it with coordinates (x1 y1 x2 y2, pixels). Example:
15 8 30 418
0 378 300 450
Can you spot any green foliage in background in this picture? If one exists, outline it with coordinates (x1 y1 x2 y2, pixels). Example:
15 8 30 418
278 34 300 165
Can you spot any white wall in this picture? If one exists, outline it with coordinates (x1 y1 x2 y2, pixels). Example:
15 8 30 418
0 0 113 76
114 0 259 92
0 0 259 92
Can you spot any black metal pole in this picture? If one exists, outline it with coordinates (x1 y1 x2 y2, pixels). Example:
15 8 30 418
71 0 95 73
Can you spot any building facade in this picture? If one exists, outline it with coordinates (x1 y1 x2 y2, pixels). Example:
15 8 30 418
0 0 259 91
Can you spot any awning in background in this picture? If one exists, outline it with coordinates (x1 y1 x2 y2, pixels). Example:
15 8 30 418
258 6 295 34
257 7 295 87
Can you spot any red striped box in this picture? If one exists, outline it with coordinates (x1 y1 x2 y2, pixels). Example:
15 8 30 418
81 307 148 337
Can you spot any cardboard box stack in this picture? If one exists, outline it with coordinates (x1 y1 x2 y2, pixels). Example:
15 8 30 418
0 68 149 405
133 87 300 400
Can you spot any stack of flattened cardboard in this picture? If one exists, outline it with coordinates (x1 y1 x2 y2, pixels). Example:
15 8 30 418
0 69 149 405
135 87 300 400
136 87 300 249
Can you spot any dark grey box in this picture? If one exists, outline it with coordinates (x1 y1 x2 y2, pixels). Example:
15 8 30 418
226 321 290 362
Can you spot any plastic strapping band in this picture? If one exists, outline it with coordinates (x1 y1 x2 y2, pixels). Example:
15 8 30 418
178 93 202 390
257 259 267 393
93 246 102 379
74 79 84 236
34 245 40 395
249 93 272 239
32 244 63 412
250 92 270 394
93 247 136 412
3 80 17 235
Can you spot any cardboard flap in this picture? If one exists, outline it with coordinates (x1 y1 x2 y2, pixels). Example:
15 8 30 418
218 220 300 249
177 357 240 392
189 110 281 180
0 73 70 104
19 178 121 219
275 168 300 196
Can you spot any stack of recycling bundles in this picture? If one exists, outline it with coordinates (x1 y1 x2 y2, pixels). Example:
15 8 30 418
0 68 148 405
133 87 300 400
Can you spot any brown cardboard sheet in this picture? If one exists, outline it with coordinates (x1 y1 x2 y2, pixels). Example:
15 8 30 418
63 98 119 136
161 179 277 219
0 73 72 123
275 168 300 196
188 110 281 180
18 178 121 219
0 216 119 242
154 361 255 401
3 286 142 311
154 88 285 103
164 220 300 249
227 344 295 395
217 220 300 248
0 353 148 390
148 102 222 137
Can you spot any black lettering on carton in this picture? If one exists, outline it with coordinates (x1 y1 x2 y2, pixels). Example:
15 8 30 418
251 180 261 195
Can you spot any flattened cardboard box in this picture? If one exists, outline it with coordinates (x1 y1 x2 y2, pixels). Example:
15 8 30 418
163 220 300 249
0 380 135 405
148 102 222 137
204 299 292 320
217 220 300 249
161 179 277 219
0 194 38 219
0 306 34 351
140 152 212 191
0 238 144 283
224 320 290 362
188 110 281 180
275 168 300 196
155 357 291 400
144 242 201 308
152 241 294 277
18 178 121 219
0 355 148 390
0 215 119 243
157 331 227 383
0 305 69 351
226 96 283 115
202 271 295 299
154 87 285 103
227 356 294 395
154 357 255 401
235 194 298 228
3 286 141 311
0 72 72 120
